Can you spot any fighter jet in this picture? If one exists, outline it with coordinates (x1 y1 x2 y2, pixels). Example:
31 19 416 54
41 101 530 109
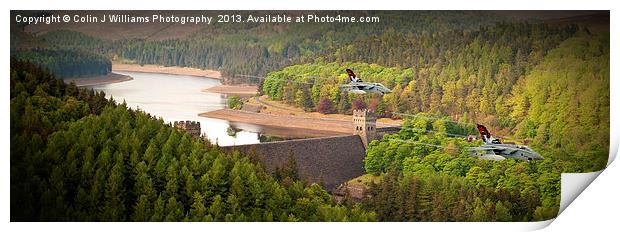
340 69 392 95
468 124 544 161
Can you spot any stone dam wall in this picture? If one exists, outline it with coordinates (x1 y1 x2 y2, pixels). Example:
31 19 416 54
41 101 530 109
222 135 366 190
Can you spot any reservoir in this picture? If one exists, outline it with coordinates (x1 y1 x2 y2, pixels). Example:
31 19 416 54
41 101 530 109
91 71 261 146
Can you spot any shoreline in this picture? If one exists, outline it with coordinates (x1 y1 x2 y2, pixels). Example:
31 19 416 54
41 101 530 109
248 95 403 126
112 63 222 79
230 122 343 139
200 109 351 137
200 109 399 138
63 72 133 87
202 85 258 96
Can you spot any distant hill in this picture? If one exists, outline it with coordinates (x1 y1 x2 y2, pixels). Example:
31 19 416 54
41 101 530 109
541 12 609 33
21 10 206 41
492 11 608 33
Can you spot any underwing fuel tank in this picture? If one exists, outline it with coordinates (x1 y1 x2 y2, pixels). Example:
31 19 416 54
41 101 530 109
349 89 367 94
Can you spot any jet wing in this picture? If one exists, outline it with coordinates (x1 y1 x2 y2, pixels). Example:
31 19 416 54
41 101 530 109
344 82 365 87
479 154 506 161
340 82 391 94
341 83 372 89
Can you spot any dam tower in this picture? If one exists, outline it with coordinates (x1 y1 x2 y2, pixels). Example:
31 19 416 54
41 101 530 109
174 120 201 138
353 109 376 148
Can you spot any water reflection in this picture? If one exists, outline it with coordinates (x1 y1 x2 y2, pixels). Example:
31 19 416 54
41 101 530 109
90 71 260 146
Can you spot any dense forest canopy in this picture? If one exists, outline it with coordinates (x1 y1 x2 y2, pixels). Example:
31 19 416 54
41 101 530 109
11 27 111 79
10 60 375 221
508 34 609 172
361 115 562 221
11 48 111 78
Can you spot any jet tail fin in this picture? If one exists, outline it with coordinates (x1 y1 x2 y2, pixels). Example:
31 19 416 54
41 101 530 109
476 124 501 144
477 124 492 144
346 68 361 82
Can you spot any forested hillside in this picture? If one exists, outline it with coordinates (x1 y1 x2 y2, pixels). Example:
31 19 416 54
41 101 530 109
508 34 609 172
12 48 111 78
37 11 503 79
356 32 609 221
10 60 375 221
361 115 562 221
262 25 609 171
11 27 112 78
263 23 580 127
259 20 608 221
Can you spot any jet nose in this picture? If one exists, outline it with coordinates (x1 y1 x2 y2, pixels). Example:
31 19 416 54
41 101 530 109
534 152 544 160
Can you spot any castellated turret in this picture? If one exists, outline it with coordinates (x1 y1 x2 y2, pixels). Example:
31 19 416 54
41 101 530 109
174 120 201 138
353 109 376 148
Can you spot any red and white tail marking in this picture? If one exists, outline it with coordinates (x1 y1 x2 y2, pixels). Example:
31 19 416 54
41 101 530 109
346 69 356 82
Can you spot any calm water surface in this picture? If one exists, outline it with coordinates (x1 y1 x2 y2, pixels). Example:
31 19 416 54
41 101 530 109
91 71 260 146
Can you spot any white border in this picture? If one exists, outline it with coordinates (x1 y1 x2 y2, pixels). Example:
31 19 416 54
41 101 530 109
3 1 618 231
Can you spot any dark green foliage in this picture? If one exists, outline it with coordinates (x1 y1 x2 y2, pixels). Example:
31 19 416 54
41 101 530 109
364 114 475 175
226 96 243 110
362 112 577 221
13 47 111 78
365 171 536 222
10 60 375 222
273 153 299 182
